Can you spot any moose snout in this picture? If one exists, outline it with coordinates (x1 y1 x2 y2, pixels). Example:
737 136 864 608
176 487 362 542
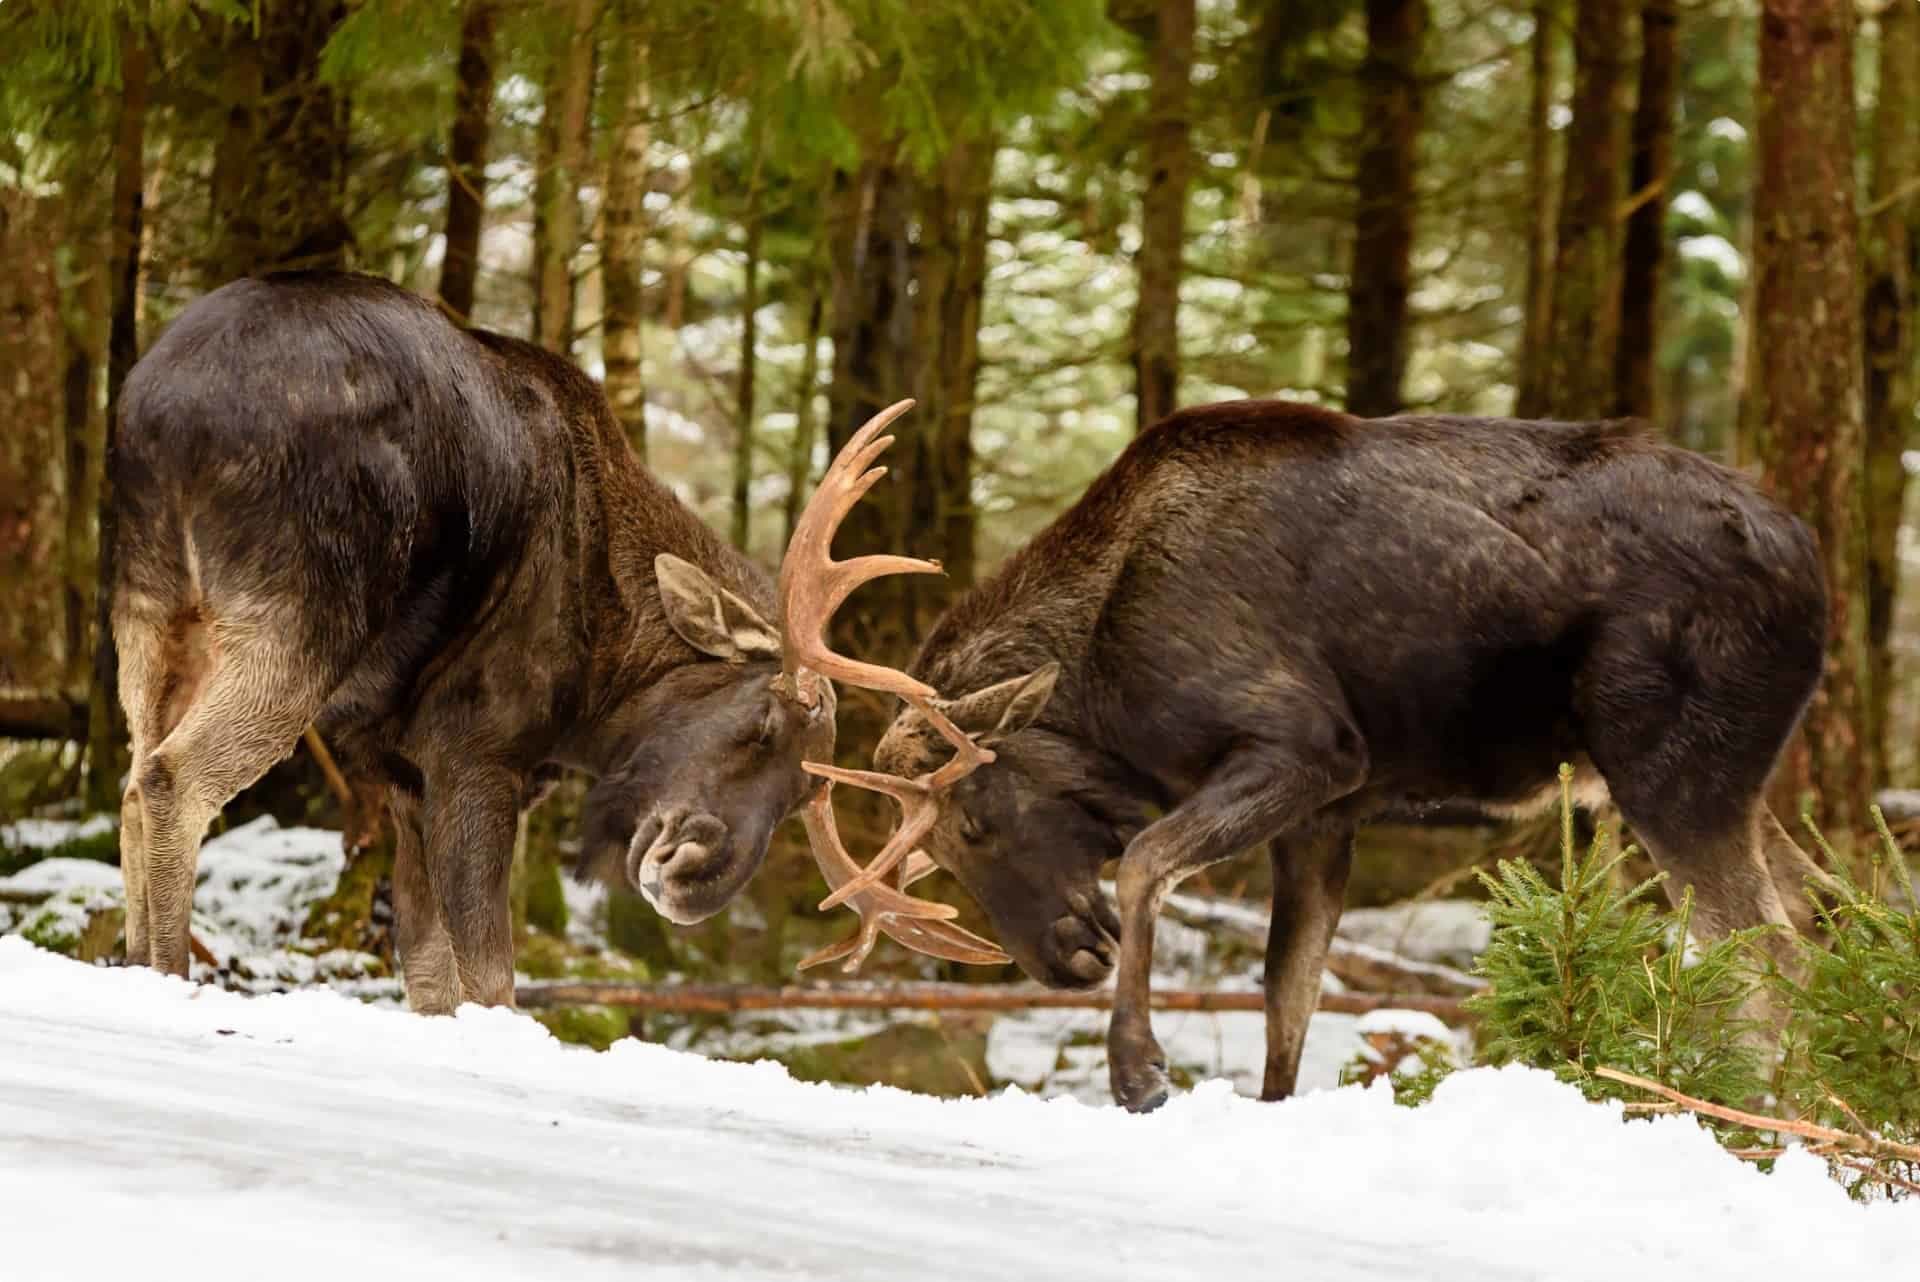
627 808 733 922
1044 888 1120 988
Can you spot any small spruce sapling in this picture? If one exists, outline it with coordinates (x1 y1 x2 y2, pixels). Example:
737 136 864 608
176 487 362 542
1467 764 1769 1116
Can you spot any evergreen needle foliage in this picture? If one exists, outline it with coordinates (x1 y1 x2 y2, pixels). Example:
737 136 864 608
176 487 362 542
1467 764 1768 1114
1774 806 1920 1195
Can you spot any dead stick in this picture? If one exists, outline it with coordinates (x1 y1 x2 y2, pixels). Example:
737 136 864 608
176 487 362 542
514 981 1472 1020
1594 1067 1920 1162
302 725 355 814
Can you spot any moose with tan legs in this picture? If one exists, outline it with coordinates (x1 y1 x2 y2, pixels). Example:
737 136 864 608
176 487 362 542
109 271 995 1010
809 400 1837 1112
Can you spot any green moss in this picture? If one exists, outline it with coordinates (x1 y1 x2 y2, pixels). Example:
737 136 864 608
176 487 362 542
301 842 392 956
604 887 676 970
535 1005 634 1051
730 1022 993 1097
523 853 568 936
0 822 120 878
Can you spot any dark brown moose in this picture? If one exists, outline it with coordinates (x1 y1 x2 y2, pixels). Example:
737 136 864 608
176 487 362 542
108 271 995 1010
826 400 1835 1112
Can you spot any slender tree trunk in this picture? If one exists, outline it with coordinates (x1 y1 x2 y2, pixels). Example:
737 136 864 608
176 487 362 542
439 0 496 322
1131 0 1195 433
730 192 763 552
784 291 825 548
1863 0 1919 782
1515 0 1559 414
824 155 916 671
1345 0 1426 418
601 33 650 457
0 190 66 698
206 1 351 282
903 139 994 630
534 0 599 354
85 23 150 809
1753 0 1870 826
1613 0 1678 419
1539 0 1628 419
62 230 108 694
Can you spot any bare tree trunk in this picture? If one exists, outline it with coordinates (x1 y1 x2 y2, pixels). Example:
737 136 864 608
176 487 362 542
1613 0 1678 419
533 0 599 355
1345 0 1426 418
784 291 825 547
439 0 495 322
1754 0 1870 825
730 184 763 552
825 154 917 673
62 227 108 694
85 22 150 809
601 32 650 457
1515 0 1559 414
937 141 993 600
1131 0 1195 433
206 1 351 282
1863 0 1919 782
1539 0 1628 420
0 190 67 698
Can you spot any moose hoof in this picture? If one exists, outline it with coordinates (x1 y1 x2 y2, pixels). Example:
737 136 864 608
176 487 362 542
1109 1044 1171 1114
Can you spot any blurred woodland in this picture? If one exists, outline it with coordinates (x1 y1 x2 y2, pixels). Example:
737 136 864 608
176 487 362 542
2 0 1918 1013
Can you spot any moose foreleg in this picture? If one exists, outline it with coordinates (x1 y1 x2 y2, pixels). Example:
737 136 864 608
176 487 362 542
1108 715 1364 1113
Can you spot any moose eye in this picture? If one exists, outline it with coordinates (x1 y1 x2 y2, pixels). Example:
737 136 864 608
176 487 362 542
959 809 984 842
755 709 781 746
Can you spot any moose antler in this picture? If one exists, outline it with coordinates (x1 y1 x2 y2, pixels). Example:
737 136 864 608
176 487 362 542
779 399 1011 973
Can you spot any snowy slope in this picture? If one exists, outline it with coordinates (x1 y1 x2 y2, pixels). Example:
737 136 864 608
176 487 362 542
2 938 1914 1282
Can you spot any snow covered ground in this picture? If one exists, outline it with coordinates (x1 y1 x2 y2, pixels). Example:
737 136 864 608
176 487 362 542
4 939 1915 1282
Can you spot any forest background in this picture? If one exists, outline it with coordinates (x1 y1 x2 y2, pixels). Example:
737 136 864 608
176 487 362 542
1 0 1916 1072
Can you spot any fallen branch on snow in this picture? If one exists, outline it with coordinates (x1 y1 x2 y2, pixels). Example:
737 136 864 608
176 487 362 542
1595 1066 1920 1166
514 980 1473 1020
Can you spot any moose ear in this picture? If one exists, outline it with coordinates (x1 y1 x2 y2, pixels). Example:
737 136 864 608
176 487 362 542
655 553 781 662
937 663 1060 741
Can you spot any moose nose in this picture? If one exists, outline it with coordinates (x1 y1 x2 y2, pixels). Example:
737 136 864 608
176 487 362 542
628 810 730 909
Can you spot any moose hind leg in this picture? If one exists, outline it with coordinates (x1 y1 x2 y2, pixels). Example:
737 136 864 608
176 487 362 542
390 791 461 1014
132 625 332 976
423 765 522 1008
1261 825 1354 1101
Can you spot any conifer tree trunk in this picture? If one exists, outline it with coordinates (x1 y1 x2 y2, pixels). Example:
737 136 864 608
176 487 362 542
906 138 994 629
533 0 599 354
730 194 762 552
602 32 650 457
86 22 150 809
0 190 66 700
1515 0 1558 415
784 291 825 548
1538 0 1628 419
1345 0 1425 418
62 217 108 695
1754 0 1870 823
1862 0 1919 780
1131 0 1195 433
825 155 916 670
1613 0 1678 419
439 0 496 322
206 1 351 282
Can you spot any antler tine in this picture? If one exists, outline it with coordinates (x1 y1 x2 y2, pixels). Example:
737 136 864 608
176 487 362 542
778 399 944 703
779 398 1011 973
795 785 1007 973
804 690 997 910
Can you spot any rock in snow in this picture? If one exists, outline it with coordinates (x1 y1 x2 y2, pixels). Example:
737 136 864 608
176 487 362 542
2 938 1914 1281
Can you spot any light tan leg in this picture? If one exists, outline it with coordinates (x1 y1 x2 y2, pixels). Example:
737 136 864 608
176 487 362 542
131 620 328 976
